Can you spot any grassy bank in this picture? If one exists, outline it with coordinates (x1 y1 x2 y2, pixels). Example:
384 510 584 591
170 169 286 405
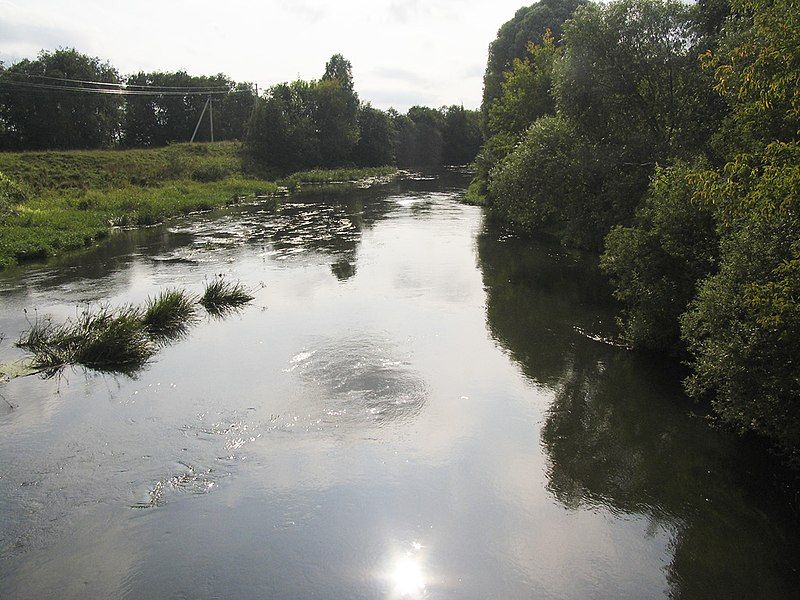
0 143 397 269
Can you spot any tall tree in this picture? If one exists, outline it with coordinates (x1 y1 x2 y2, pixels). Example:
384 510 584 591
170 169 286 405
0 49 122 150
322 54 355 91
482 0 586 118
442 106 483 165
487 30 559 137
316 55 359 166
355 104 395 166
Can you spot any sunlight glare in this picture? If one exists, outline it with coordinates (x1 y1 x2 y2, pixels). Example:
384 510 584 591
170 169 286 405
391 554 426 597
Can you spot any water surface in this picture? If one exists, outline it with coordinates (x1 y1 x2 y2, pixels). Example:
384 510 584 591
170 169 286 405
1 172 798 598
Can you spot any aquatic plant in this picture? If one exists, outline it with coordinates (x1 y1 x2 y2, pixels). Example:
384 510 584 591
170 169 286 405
142 289 198 340
199 278 254 315
18 306 155 374
12 278 258 378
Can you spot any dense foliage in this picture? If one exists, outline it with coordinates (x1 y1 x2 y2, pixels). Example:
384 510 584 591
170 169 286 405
601 163 718 351
0 49 254 151
480 0 800 460
482 0 587 116
245 56 483 173
0 49 123 150
682 143 800 454
123 73 254 147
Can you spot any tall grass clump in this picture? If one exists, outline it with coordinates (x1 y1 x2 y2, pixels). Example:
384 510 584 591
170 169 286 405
18 306 155 374
142 289 198 340
199 278 254 315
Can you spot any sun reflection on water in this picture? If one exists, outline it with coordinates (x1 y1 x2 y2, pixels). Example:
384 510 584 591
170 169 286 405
384 542 427 598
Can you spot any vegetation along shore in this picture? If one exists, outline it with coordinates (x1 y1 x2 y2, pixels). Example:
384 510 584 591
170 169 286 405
0 142 396 269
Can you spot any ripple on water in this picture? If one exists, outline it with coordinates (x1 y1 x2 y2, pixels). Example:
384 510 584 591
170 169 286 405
286 337 427 428
131 463 216 509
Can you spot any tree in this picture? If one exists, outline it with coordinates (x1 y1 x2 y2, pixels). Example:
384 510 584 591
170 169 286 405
122 72 243 147
705 0 800 152
679 0 800 459
489 115 603 248
559 0 722 158
322 54 355 91
314 77 359 167
391 110 418 167
0 48 122 150
245 80 320 173
405 106 444 166
487 30 559 137
354 104 395 166
601 163 718 351
682 143 800 459
482 0 587 118
441 105 483 165
212 82 256 141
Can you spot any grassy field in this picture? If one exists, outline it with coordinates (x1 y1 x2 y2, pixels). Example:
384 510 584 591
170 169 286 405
0 143 396 269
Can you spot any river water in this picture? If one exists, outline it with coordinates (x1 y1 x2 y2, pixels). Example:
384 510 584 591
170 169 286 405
0 171 798 598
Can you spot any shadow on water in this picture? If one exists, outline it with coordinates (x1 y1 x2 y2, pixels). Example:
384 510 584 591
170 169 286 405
477 222 800 598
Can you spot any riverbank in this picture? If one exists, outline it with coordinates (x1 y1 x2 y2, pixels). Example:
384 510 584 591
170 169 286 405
0 142 396 269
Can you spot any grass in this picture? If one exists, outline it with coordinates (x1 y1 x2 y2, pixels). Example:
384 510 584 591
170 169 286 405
18 306 156 375
0 142 245 192
14 279 253 376
142 289 198 340
0 143 398 269
199 278 254 316
0 176 278 269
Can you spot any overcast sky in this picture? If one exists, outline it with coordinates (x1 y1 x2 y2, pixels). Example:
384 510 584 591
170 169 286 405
0 0 528 111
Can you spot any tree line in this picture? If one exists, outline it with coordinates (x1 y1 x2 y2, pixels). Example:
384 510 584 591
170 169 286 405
476 0 800 461
0 49 483 170
244 54 482 173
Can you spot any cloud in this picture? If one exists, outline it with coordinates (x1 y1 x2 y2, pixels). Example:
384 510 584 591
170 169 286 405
462 63 485 79
369 66 432 87
0 20 88 53
360 87 438 111
388 0 424 23
278 0 327 23
0 0 525 110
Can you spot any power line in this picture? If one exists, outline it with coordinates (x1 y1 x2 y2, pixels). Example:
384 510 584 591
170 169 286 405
2 72 229 91
0 80 230 96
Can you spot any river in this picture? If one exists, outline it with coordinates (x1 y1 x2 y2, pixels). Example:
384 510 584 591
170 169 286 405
0 171 798 598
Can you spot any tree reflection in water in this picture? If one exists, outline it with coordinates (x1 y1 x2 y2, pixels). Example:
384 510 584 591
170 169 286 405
477 222 800 598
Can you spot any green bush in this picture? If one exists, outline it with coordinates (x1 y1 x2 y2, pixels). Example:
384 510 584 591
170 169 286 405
601 163 719 352
682 142 800 460
488 115 604 248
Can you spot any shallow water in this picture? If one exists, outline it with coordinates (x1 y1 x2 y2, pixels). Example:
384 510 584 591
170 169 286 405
0 171 798 599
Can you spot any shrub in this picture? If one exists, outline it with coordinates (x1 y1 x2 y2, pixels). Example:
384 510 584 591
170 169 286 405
0 171 28 215
682 142 800 459
191 163 231 183
601 163 719 352
489 115 604 248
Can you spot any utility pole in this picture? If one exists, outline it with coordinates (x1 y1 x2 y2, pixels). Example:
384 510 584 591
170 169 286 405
191 97 210 143
209 97 214 143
